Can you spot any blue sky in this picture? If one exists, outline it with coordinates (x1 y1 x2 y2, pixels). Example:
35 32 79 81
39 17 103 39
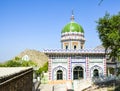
0 0 120 62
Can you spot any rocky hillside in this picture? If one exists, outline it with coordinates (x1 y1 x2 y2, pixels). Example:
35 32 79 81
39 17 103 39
94 45 105 50
16 49 48 67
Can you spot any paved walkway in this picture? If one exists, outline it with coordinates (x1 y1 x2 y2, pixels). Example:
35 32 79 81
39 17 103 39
38 79 93 91
73 79 92 91
38 84 53 91
47 80 91 91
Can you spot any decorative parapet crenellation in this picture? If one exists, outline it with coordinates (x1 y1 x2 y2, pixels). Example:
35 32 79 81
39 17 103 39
43 49 105 54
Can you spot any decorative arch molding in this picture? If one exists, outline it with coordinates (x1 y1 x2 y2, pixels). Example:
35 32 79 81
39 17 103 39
72 64 84 71
90 65 103 78
52 66 67 80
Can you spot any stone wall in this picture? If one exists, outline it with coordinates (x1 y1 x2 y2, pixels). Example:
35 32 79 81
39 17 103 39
0 68 33 91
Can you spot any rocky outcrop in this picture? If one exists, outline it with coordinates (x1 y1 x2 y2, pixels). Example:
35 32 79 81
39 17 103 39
17 49 48 67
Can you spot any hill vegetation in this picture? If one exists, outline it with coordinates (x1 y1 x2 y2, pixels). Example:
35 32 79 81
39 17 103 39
0 57 37 67
17 49 48 67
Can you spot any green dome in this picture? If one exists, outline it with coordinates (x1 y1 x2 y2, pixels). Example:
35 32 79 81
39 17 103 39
62 22 84 33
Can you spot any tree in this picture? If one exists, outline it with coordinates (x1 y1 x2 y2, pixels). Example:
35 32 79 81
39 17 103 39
4 60 21 67
36 62 48 76
0 63 6 67
96 12 120 61
0 57 37 67
14 56 21 61
21 60 37 67
98 0 103 5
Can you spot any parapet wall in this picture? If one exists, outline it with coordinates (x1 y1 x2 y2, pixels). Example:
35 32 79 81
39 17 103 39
0 67 33 91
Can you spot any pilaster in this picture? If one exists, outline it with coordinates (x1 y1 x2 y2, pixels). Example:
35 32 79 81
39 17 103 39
68 57 71 80
103 58 107 76
86 57 89 79
49 58 52 80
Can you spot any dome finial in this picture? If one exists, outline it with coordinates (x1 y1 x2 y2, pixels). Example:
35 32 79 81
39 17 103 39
71 10 74 21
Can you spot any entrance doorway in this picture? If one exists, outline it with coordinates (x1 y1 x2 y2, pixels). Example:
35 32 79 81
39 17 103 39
93 69 99 77
57 70 63 80
73 66 83 80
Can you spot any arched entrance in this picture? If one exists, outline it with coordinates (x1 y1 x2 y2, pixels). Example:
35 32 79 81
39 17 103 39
73 66 83 80
93 69 99 77
57 70 63 80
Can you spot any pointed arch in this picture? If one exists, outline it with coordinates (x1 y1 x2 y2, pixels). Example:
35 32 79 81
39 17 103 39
52 66 67 80
90 65 103 78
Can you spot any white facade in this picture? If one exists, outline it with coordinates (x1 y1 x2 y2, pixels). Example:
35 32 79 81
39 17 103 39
44 49 106 81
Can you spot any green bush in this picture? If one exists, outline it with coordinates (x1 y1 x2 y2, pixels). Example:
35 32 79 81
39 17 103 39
36 62 48 76
0 57 37 67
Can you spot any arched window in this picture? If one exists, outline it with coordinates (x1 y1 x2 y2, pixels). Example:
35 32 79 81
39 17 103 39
66 45 68 50
81 45 83 49
57 70 63 80
93 69 99 77
73 66 83 80
74 45 76 50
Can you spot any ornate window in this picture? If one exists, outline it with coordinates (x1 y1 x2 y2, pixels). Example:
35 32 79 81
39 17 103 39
74 45 76 50
93 69 99 77
73 66 83 80
81 45 83 49
57 70 63 80
66 45 68 50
